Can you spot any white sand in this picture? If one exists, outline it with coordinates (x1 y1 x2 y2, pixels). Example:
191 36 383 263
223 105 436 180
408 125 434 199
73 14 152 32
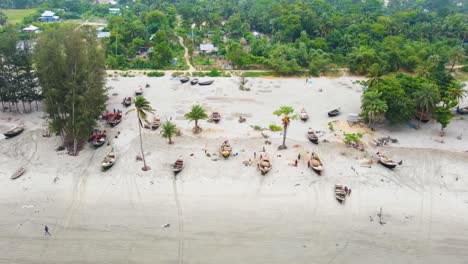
1 77 468 263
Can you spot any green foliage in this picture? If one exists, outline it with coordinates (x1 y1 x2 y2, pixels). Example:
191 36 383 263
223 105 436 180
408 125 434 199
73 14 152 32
161 121 177 144
147 71 165 77
344 133 363 144
461 66 468 73
434 107 453 133
184 104 208 133
207 68 220 77
328 122 334 131
133 96 155 126
360 90 388 127
252 125 263 131
268 124 283 132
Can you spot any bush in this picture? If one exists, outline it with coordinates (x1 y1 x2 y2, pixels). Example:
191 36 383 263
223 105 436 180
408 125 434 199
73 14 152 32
461 65 468 73
147 71 165 77
344 133 363 144
207 68 221 77
269 124 282 131
192 71 206 77
171 71 185 77
251 125 263 131
328 122 334 131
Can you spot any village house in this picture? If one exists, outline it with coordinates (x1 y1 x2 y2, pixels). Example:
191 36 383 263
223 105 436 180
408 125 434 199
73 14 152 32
199 44 218 55
40 11 59 22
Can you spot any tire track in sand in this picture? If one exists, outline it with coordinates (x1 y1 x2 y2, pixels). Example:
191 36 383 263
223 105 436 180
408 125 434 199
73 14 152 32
172 176 184 264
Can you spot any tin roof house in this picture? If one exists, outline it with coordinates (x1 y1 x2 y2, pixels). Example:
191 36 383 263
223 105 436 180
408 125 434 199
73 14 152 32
40 11 59 22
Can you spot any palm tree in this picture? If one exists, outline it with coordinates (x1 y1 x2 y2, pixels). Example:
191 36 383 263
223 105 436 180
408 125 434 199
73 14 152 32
448 46 465 72
361 90 387 129
161 121 177 144
366 63 385 88
414 84 439 126
273 106 297 149
184 104 208 134
448 84 468 107
129 96 154 171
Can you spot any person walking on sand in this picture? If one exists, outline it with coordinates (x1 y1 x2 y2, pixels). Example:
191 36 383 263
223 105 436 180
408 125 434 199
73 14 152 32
44 225 51 236
294 159 298 167
298 153 301 160
307 160 310 168
254 152 256 159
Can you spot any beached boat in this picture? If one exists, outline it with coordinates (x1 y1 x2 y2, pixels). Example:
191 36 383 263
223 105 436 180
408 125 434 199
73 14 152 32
180 76 190 83
107 112 122 127
415 110 431 122
151 116 161 130
198 80 214 86
335 184 346 203
219 141 232 158
135 87 143 95
457 106 468 115
122 97 132 107
101 149 117 171
212 112 221 123
90 133 107 148
310 152 323 175
307 128 319 144
300 109 309 121
328 108 341 117
11 167 25 180
259 154 272 175
377 152 399 169
190 78 199 85
3 126 24 139
172 158 184 175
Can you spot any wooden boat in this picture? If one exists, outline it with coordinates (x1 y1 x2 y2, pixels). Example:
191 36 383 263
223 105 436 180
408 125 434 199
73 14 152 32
212 112 221 123
328 108 341 117
122 97 132 107
307 128 319 144
150 116 161 130
310 152 323 175
415 110 430 122
180 76 190 83
135 87 143 95
457 106 468 115
172 158 184 175
190 78 199 85
198 80 214 86
91 134 107 148
11 167 25 180
335 184 346 203
219 141 232 158
107 112 122 127
377 152 399 169
101 149 117 171
299 109 309 121
4 126 24 138
259 155 272 175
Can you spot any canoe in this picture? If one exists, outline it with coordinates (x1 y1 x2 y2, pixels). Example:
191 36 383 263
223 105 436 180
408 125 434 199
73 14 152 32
300 109 309 121
212 112 221 123
311 152 323 175
415 110 430 122
377 152 399 169
122 97 132 107
335 184 346 203
328 108 341 117
11 167 25 180
219 141 232 158
4 126 24 139
101 149 117 171
457 106 468 115
107 113 122 127
190 78 199 85
151 116 161 130
307 128 319 144
198 80 214 86
259 154 272 175
180 76 190 83
92 134 107 148
135 87 143 95
172 158 184 175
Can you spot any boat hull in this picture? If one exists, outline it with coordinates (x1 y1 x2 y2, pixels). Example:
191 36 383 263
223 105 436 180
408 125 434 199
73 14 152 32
4 128 24 138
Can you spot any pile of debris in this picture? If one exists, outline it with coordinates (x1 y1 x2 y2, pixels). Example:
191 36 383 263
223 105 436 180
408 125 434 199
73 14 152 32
373 136 398 146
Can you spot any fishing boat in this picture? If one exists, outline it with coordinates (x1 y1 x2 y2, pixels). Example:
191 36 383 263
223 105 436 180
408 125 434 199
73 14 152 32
335 184 346 203
307 128 319 144
11 167 25 180
151 116 161 130
299 109 309 121
198 80 214 86
90 133 107 148
377 152 399 169
107 112 122 127
122 97 132 107
328 108 341 117
3 126 24 139
219 141 232 158
135 86 143 95
101 149 117 171
171 158 184 175
212 112 221 123
259 155 272 175
415 110 430 122
457 106 468 115
310 152 323 175
190 78 199 85
180 76 190 83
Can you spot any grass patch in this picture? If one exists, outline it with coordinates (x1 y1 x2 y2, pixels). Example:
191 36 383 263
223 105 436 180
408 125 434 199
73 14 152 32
241 71 281 77
251 125 264 131
268 124 283 132
147 71 165 77
3 9 38 24
344 133 363 144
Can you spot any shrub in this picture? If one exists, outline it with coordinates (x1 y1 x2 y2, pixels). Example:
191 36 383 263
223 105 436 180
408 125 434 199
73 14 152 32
207 68 221 77
328 122 334 131
344 133 363 144
269 124 283 131
192 71 206 77
461 65 468 73
147 71 165 77
252 125 263 131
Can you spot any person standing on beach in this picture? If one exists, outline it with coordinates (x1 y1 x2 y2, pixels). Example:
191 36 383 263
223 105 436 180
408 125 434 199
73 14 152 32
298 153 301 160
44 225 51 236
307 160 310 168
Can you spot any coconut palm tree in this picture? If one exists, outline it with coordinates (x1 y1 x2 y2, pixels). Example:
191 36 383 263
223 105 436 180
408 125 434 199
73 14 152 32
273 106 297 149
366 63 385 88
161 121 177 144
361 90 387 129
414 84 439 126
448 84 467 107
448 46 465 72
129 96 154 171
184 104 208 133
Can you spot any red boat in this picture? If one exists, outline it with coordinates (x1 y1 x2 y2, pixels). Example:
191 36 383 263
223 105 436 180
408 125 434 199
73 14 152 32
89 132 107 148
106 112 122 127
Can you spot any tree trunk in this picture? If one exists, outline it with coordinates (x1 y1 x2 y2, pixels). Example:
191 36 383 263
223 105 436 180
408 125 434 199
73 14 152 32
22 101 26 113
1 101 4 111
35 100 39 110
73 138 78 156
169 136 173 144
282 124 288 148
138 116 149 170
450 60 456 72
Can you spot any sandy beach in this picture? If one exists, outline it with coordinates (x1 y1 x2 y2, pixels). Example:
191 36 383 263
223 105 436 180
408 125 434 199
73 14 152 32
1 76 468 263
